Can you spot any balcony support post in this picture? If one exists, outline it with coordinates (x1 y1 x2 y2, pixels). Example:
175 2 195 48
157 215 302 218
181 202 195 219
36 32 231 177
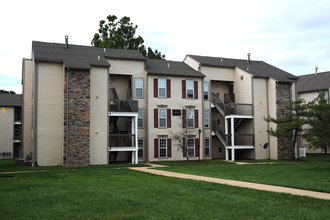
231 117 235 161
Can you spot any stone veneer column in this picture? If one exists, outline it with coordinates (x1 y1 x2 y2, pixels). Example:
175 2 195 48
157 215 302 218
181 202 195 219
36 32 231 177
276 83 294 159
63 70 90 166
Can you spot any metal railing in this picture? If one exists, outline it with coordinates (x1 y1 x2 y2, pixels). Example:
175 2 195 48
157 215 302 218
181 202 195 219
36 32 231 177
224 93 235 104
109 134 136 148
212 93 225 116
212 121 230 146
225 103 253 116
110 99 138 112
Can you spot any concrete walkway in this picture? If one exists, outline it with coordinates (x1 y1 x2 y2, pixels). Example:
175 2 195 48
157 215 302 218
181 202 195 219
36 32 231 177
129 164 330 200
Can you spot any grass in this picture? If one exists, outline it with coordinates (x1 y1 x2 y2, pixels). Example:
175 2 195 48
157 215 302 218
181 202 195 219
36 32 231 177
154 154 330 193
0 156 329 219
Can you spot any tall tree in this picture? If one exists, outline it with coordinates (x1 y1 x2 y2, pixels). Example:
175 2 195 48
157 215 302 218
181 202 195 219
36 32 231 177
91 15 165 60
303 92 330 154
264 99 309 158
0 89 16 94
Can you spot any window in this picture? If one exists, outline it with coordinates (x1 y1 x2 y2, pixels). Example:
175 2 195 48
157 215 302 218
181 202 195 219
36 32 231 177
205 138 210 157
186 80 194 99
159 138 167 158
158 108 167 128
138 139 144 158
135 78 143 98
138 108 144 128
204 82 209 100
187 109 194 128
158 78 166 98
187 138 195 157
204 110 210 128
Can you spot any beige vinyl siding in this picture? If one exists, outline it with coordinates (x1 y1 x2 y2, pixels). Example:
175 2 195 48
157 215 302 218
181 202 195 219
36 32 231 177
37 62 64 166
268 78 278 159
90 67 109 165
0 107 14 155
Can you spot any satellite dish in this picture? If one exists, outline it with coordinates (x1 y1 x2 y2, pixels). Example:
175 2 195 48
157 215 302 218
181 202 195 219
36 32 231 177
263 143 269 149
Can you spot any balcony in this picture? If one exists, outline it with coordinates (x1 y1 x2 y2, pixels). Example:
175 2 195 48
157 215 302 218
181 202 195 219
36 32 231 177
109 88 138 113
211 93 253 116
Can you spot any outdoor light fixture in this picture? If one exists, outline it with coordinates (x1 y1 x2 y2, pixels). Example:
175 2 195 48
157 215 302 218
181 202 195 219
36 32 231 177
1 107 6 110
198 129 201 163
240 75 243 80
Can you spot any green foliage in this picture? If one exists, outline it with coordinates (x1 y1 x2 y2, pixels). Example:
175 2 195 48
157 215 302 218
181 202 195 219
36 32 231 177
303 92 330 154
0 89 16 94
91 15 165 60
264 99 309 155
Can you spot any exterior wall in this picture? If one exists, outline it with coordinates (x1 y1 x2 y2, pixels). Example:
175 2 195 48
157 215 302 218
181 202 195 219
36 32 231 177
183 56 200 71
90 68 109 165
22 59 33 159
268 78 278 159
147 75 203 162
201 66 235 82
0 107 14 158
64 70 91 166
108 59 145 75
276 83 293 159
298 90 329 153
110 74 131 100
253 78 268 159
210 81 230 103
37 62 64 166
233 68 253 104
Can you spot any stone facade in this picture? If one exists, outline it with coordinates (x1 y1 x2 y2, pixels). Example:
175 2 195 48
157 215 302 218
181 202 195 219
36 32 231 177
276 83 294 159
63 70 90 166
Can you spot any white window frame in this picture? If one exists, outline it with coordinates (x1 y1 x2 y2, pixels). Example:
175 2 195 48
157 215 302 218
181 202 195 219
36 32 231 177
135 78 143 98
159 138 167 158
186 108 194 128
204 81 209 100
186 80 194 99
158 78 166 98
138 108 144 128
138 138 144 158
158 108 167 128
187 138 195 157
204 109 210 128
204 138 210 157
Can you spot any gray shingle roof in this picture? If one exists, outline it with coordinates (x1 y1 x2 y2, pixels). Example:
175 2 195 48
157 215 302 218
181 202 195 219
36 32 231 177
187 55 297 83
0 94 21 107
296 71 330 93
32 41 145 70
145 60 205 78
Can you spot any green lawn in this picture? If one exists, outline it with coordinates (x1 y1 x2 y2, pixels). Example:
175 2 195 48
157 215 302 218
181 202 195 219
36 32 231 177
155 154 330 193
0 156 329 219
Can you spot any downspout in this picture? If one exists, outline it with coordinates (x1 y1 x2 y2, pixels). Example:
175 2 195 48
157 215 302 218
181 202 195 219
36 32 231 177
66 68 69 167
251 77 256 160
266 78 270 159
32 61 39 166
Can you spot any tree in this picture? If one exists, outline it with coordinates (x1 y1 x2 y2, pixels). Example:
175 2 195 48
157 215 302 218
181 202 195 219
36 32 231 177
0 89 16 94
91 15 165 60
303 92 330 154
264 99 309 158
171 108 199 160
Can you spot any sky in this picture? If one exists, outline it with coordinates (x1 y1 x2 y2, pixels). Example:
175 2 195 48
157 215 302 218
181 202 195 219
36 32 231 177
1 0 330 94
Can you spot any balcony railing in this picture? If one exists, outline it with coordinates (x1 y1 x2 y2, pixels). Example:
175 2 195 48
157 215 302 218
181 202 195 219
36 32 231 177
225 103 253 116
227 134 255 146
109 134 136 148
212 121 230 146
110 99 138 112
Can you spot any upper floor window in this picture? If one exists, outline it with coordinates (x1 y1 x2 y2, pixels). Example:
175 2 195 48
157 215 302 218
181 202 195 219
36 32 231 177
204 82 209 100
158 78 166 98
204 109 210 128
158 108 167 128
135 78 143 98
138 108 144 128
187 108 195 128
186 80 194 99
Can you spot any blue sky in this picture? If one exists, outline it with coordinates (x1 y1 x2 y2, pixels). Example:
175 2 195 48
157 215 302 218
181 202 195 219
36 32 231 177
1 0 330 94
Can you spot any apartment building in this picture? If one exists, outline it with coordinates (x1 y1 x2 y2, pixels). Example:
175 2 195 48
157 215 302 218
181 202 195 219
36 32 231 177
296 70 330 153
22 40 297 166
0 94 22 159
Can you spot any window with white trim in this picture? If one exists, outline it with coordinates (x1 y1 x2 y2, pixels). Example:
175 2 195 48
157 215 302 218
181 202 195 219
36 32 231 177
204 110 210 128
187 108 194 128
135 78 143 98
138 138 144 158
159 138 167 158
204 82 209 100
158 78 166 98
204 138 210 157
186 80 194 99
158 108 167 128
187 138 195 157
138 108 144 128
